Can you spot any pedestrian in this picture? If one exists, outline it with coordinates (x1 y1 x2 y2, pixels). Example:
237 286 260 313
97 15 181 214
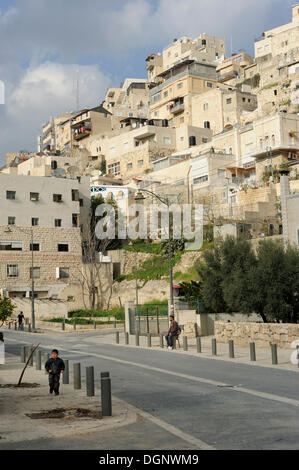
165 315 180 350
17 311 24 330
45 349 65 396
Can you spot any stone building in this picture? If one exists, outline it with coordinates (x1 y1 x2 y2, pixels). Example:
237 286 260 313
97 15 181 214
0 173 91 309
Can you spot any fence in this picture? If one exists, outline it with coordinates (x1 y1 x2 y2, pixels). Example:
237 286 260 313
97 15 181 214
134 304 169 335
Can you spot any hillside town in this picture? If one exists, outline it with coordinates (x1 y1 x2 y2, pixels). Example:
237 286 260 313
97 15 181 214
2 1 299 456
0 4 299 318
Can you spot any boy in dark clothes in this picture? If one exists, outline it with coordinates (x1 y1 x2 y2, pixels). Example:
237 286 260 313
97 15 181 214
45 349 65 395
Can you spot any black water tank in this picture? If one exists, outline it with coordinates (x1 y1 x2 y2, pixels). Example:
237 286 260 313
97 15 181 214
189 136 196 146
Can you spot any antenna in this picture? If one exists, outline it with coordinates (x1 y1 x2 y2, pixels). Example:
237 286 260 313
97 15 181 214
230 37 233 56
76 69 80 111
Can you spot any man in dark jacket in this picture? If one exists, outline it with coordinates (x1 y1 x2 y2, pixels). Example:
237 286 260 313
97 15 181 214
45 349 65 395
165 315 180 349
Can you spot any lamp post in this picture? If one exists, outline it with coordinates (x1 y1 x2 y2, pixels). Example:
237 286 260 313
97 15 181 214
134 188 174 315
128 241 139 316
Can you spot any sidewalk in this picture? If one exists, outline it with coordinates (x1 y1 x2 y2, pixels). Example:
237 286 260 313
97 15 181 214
0 354 136 444
93 331 299 373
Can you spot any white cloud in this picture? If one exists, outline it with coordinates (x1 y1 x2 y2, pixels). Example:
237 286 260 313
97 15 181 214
0 0 293 161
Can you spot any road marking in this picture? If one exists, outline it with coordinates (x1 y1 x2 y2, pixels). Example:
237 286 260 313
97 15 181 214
118 399 215 450
6 338 299 408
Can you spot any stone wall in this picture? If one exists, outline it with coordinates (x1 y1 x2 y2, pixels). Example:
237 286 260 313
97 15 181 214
215 320 299 349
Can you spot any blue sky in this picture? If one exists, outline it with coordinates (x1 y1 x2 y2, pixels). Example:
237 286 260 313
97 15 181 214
0 0 295 163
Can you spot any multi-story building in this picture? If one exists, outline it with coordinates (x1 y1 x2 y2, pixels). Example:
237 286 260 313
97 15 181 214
280 170 299 247
191 86 257 135
96 117 212 182
216 52 255 86
71 105 113 153
0 173 90 306
103 78 150 121
253 4 299 116
149 60 218 127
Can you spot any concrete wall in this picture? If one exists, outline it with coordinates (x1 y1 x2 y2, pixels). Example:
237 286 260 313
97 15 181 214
215 320 299 349
11 298 68 320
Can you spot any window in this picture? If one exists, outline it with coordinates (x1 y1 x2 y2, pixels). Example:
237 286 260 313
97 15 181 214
163 91 168 97
58 267 70 279
31 218 39 226
242 97 246 102
137 159 144 167
7 265 18 278
108 162 120 176
226 98 232 104
202 138 208 143
206 82 213 88
163 136 171 144
55 219 62 227
110 146 116 154
204 121 210 129
127 163 132 170
218 169 225 177
177 82 183 89
30 243 40 251
53 194 62 203
0 241 22 251
231 195 237 204
6 191 16 200
248 99 251 103
8 216 15 226
193 175 208 185
79 198 84 207
58 244 69 252
72 214 79 227
30 267 40 279
30 192 39 201
203 103 208 110
274 90 277 96
180 117 184 123
71 189 79 201
180 136 184 141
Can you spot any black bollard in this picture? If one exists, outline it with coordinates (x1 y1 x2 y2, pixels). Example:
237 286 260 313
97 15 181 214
73 363 81 389
271 343 278 365
125 332 129 345
73 321 76 330
183 336 188 351
86 366 95 397
212 338 217 356
229 340 235 359
147 333 151 348
250 342 256 361
101 376 112 417
135 332 139 346
94 321 96 330
115 332 120 344
29 346 34 366
63 359 69 384
36 350 41 370
160 334 164 348
196 336 201 353
62 320 65 331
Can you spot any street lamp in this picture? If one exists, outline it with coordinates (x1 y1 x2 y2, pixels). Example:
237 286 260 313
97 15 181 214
134 188 174 315
5 226 35 330
128 241 139 317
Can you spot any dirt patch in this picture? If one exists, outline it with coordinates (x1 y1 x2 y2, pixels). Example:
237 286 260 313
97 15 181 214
26 407 102 420
0 383 40 389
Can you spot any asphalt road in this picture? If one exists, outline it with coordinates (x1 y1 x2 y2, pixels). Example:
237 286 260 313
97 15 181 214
2 329 299 450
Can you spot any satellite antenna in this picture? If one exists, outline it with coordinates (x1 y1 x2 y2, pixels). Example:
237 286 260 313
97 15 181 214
76 69 80 111
67 165 79 176
52 168 66 177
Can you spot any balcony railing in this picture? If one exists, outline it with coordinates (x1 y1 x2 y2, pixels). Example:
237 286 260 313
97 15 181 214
170 103 185 114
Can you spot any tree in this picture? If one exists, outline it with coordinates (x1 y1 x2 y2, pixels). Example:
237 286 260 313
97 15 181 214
0 296 15 326
250 240 299 323
199 244 228 313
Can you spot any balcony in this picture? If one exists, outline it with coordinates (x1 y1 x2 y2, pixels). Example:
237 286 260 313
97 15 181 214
133 125 156 140
170 99 185 114
73 122 92 140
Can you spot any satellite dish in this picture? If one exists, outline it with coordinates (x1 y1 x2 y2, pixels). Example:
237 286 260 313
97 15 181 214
67 165 79 175
52 168 66 177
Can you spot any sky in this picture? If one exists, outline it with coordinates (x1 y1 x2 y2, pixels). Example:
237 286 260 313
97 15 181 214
0 0 295 164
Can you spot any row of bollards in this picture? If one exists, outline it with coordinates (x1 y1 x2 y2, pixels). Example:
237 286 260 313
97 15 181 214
20 346 112 417
116 331 285 366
